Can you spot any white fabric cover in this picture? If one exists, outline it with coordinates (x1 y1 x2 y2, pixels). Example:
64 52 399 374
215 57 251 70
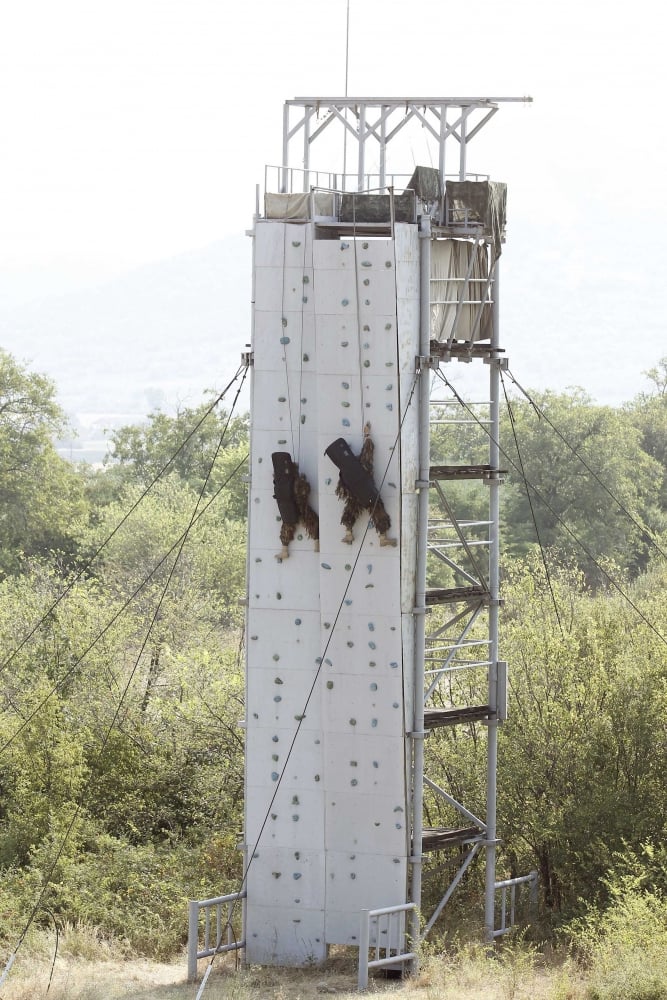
430 239 492 343
264 191 334 220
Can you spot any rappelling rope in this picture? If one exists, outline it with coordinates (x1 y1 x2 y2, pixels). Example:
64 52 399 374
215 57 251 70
0 366 246 683
0 372 249 989
0 370 249 758
195 372 420 995
434 368 667 648
506 367 667 563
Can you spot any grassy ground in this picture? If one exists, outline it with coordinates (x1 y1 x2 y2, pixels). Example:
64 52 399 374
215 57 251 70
1 943 588 1000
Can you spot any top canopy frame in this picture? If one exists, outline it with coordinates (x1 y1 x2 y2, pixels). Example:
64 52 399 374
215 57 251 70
280 96 532 194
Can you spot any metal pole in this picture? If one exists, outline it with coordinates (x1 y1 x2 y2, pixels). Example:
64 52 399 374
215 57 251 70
484 251 501 945
187 901 199 982
357 102 366 191
281 104 290 193
410 215 432 971
303 106 312 192
358 910 370 990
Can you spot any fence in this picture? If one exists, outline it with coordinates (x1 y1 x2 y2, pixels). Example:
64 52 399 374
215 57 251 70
187 889 246 982
358 902 417 990
493 871 538 938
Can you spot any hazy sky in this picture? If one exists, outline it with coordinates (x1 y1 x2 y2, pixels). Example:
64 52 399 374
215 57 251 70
1 0 665 399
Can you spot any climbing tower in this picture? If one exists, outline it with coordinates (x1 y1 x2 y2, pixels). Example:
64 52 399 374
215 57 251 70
243 97 529 968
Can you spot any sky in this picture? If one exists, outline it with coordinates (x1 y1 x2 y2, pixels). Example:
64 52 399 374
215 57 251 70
1 0 665 401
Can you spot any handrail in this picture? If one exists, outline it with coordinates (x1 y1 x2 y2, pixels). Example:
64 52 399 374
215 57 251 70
187 889 246 983
493 871 538 938
358 902 417 990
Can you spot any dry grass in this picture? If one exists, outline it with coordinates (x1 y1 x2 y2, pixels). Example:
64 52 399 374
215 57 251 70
0 949 590 1000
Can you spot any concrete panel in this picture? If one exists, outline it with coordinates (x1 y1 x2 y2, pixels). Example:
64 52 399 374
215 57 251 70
247 540 320 612
245 905 326 966
323 733 405 792
246 785 325 849
246 608 321 670
312 618 403 677
251 370 319 437
254 266 315 314
247 667 324 730
245 726 323 788
325 853 407 914
324 791 409 854
254 221 313 268
246 848 326 909
320 671 405 738
252 311 317 373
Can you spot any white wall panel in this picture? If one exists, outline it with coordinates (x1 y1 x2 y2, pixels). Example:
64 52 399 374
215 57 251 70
245 221 420 965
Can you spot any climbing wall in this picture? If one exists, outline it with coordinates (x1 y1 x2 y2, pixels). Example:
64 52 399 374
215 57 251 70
244 220 420 965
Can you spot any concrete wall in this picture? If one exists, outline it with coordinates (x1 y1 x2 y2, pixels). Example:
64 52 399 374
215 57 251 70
244 221 420 964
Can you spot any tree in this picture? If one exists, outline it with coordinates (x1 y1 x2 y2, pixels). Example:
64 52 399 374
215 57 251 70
500 388 664 579
626 357 667 513
0 350 88 575
102 400 249 520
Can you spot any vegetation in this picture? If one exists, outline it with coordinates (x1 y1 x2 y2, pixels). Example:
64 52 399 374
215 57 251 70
1 348 667 995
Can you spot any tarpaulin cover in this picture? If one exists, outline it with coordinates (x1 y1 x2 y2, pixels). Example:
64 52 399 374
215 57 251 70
445 180 507 256
430 239 492 343
265 191 334 219
339 191 416 224
405 166 442 204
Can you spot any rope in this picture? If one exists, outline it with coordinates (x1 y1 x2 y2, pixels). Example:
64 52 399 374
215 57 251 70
196 373 421 993
0 382 246 985
500 371 564 635
434 369 667 649
0 365 246 682
0 369 249 757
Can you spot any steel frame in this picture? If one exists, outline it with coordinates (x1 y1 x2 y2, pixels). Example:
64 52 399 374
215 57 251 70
249 96 528 970
281 97 531 195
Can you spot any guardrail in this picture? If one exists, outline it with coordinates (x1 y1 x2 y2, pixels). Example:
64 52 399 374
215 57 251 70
493 871 538 938
358 902 417 990
187 889 246 983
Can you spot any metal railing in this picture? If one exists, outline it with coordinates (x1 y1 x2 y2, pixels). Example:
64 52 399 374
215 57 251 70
187 889 246 982
358 902 417 990
493 871 538 938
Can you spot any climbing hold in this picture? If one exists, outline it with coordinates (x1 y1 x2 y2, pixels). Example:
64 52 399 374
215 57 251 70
368 623 375 632
349 718 357 726
271 772 279 781
370 682 378 691
341 340 349 347
326 681 334 689
295 618 302 625
321 562 332 570
273 695 282 703
342 418 350 426
371 719 378 728
369 641 377 650
342 298 349 306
